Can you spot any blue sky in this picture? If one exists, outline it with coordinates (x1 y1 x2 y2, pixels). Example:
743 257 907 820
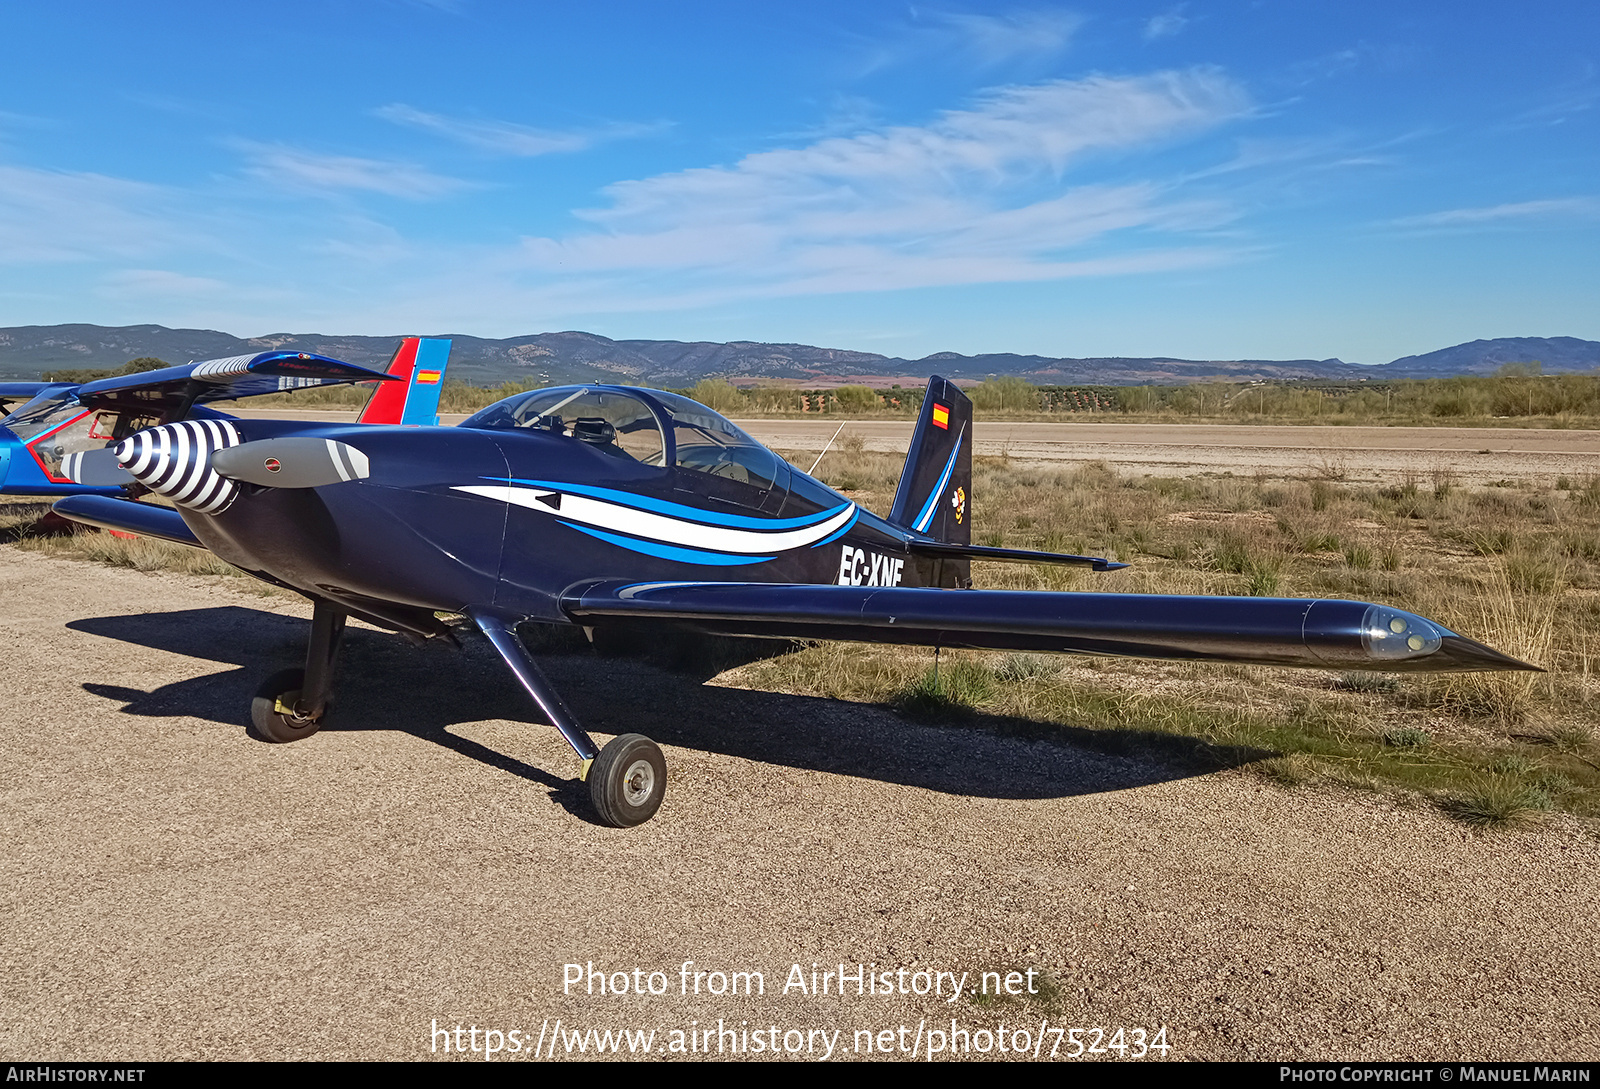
0 1 1594 364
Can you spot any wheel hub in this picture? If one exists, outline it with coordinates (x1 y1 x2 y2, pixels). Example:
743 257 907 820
273 692 318 727
622 759 655 806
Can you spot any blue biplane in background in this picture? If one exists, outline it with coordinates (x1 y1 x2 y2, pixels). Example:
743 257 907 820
0 337 450 499
50 352 1535 827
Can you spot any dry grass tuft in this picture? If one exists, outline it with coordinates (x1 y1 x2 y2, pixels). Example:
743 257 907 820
1438 775 1552 828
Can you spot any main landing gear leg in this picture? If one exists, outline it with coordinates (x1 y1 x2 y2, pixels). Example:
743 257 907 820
251 598 347 743
471 612 666 828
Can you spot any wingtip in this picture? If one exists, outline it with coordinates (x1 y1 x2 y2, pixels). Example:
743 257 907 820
1435 634 1544 673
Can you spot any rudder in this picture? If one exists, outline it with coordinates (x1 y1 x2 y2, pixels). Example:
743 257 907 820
889 376 972 549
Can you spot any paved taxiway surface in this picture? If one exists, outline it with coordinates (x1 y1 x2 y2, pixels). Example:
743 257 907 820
3 550 1597 1060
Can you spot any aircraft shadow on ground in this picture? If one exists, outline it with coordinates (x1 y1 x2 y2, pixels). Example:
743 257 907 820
69 606 1269 806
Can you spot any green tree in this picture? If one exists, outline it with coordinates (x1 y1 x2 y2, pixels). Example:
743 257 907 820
831 385 879 413
120 356 170 374
689 379 744 414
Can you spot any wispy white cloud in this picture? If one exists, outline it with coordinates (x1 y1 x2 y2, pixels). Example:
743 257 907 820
0 165 178 262
236 141 473 200
774 94 884 142
0 68 1260 336
1182 131 1417 185
1505 69 1598 129
1282 42 1420 88
375 104 665 157
1144 6 1189 41
856 7 1083 75
102 268 228 296
932 9 1083 65
504 70 1249 300
1389 198 1600 229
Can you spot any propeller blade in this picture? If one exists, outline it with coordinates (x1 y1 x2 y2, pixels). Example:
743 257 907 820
210 438 371 488
60 447 134 486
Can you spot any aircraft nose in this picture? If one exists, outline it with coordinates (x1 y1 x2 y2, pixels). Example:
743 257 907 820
116 420 243 513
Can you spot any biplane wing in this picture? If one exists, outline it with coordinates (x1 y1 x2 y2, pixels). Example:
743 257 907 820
74 350 395 417
6 351 394 498
0 382 62 413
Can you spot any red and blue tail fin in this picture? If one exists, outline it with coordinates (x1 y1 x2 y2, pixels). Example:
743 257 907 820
888 376 972 547
358 337 451 425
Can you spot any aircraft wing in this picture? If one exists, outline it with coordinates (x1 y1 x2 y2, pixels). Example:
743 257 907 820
0 382 65 413
74 351 395 416
51 495 202 548
561 579 1535 673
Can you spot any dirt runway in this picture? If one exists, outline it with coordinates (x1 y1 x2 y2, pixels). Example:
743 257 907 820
234 409 1600 485
739 421 1600 485
3 550 1597 1061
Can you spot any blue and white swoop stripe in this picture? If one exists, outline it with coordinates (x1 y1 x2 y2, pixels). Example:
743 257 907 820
455 478 857 566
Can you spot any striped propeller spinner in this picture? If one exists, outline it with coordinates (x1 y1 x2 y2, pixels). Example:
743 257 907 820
115 420 242 514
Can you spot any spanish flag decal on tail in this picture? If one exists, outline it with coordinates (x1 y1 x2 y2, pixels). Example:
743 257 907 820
887 377 972 586
416 370 442 384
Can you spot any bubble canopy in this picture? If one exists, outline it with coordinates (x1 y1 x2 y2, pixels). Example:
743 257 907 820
460 385 784 490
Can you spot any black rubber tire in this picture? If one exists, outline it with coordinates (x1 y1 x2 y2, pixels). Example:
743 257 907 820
250 668 323 744
588 734 666 827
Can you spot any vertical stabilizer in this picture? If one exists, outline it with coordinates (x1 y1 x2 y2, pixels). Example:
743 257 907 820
889 376 972 548
358 338 451 425
401 338 450 425
358 338 419 424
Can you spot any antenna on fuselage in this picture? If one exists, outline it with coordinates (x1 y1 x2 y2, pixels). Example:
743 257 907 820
807 422 848 475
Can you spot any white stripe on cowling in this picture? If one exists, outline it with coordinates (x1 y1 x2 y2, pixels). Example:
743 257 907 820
454 484 856 555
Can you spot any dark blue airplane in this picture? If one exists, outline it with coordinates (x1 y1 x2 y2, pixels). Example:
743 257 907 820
52 351 1536 827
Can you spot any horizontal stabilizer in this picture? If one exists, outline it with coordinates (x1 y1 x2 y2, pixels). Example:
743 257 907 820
562 580 1538 673
51 495 203 548
907 540 1128 571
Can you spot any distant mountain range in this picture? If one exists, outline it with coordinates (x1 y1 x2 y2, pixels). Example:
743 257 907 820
0 324 1596 388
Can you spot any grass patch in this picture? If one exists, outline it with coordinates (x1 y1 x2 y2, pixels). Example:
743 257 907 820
1438 776 1552 828
1335 672 1400 694
893 660 997 721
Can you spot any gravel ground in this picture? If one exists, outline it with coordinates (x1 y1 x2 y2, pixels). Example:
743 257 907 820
2 549 1598 1062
